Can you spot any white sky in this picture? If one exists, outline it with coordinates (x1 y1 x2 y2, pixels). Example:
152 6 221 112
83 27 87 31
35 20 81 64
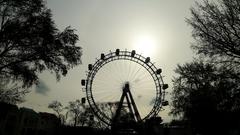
20 0 197 123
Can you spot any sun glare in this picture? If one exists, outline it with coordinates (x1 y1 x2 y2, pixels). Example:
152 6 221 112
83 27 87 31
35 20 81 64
133 35 157 56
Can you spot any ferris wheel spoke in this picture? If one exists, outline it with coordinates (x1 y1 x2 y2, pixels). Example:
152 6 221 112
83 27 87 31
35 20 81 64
93 88 121 96
110 61 125 83
131 82 155 89
117 61 124 81
94 72 123 86
136 76 154 84
131 70 152 82
113 61 124 83
127 60 134 82
128 60 138 82
98 64 122 84
93 78 115 86
95 93 118 102
83 50 168 126
130 67 144 84
93 86 121 93
131 89 155 95
104 64 122 83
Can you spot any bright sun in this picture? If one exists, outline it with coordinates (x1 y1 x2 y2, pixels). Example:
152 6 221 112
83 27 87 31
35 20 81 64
132 34 157 56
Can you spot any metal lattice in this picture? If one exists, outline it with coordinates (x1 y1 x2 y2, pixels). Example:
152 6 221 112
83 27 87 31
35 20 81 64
81 49 168 126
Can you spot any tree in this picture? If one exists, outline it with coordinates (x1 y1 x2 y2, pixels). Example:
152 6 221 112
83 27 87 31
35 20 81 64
66 101 108 128
187 0 240 71
78 105 93 127
0 78 29 104
48 99 95 127
48 100 67 124
0 0 82 88
48 100 117 128
171 61 240 134
65 99 84 127
97 102 118 119
171 0 240 134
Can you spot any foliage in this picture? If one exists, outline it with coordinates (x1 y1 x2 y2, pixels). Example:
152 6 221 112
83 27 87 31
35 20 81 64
171 61 240 134
66 99 86 127
187 0 240 71
171 0 240 133
0 78 29 104
97 102 118 119
48 100 64 116
48 100 67 124
0 0 81 88
66 101 118 128
48 100 123 129
48 99 95 127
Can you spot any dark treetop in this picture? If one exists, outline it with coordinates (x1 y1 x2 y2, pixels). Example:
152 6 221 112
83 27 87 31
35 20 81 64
0 0 82 87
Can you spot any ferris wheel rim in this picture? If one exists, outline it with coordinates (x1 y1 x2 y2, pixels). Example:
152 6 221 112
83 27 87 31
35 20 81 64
84 49 166 126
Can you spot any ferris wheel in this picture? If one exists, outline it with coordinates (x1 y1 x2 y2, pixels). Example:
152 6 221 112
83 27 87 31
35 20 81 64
81 49 168 127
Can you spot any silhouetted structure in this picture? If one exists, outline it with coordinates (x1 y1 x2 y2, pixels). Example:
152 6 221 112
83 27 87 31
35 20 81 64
81 49 169 134
111 82 142 134
0 102 197 135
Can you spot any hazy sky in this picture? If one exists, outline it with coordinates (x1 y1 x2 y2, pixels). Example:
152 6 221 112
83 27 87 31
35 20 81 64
20 0 197 122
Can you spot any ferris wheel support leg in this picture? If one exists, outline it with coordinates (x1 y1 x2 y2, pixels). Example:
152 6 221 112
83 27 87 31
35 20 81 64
127 88 141 122
125 92 136 120
112 91 125 123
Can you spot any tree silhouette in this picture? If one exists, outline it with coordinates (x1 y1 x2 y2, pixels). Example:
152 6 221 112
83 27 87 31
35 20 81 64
171 1 240 134
66 99 85 127
0 0 82 88
171 60 240 135
48 100 67 124
0 78 29 104
97 102 118 120
48 99 97 127
187 0 240 71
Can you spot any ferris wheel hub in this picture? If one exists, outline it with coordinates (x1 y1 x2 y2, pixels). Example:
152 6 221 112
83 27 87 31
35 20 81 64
122 82 130 91
82 49 169 127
